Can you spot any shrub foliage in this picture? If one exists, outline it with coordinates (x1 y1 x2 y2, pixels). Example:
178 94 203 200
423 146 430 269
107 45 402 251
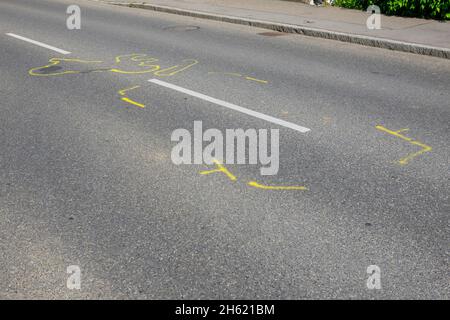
333 0 450 20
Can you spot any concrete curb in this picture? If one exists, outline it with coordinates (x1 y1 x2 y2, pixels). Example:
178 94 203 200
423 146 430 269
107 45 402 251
107 1 450 59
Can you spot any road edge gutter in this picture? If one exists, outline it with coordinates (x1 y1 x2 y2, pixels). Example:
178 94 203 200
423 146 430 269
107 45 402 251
107 1 450 59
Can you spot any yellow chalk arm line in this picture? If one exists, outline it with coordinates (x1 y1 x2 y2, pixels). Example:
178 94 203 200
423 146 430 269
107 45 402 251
376 125 432 165
118 85 141 96
248 181 307 191
121 97 145 108
245 77 268 84
118 85 145 108
208 72 242 77
208 72 268 84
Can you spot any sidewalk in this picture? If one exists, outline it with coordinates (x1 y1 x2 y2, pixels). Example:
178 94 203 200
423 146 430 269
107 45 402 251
103 0 450 58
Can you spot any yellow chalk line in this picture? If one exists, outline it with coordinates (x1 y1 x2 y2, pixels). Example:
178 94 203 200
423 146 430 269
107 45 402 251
118 85 141 96
28 57 103 76
155 59 198 77
121 97 145 108
248 181 307 190
208 72 241 77
29 54 198 77
199 159 307 190
376 125 432 165
199 159 237 181
208 72 268 84
245 77 268 84
117 85 145 108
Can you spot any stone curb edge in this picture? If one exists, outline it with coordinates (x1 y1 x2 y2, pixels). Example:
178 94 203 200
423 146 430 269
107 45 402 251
107 1 450 59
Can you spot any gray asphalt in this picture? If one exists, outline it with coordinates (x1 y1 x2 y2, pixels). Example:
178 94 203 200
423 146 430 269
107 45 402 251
0 0 449 299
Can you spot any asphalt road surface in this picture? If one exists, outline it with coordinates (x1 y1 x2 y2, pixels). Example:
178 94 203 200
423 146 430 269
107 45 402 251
0 0 449 299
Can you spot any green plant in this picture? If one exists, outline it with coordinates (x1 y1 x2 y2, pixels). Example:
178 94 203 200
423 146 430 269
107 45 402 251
333 0 450 20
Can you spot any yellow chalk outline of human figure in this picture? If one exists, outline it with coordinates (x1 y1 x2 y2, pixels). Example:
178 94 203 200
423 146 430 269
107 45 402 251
28 54 198 77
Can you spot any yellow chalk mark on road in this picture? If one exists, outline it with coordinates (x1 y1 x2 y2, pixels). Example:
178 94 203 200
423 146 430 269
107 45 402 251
208 72 268 84
208 72 241 77
29 54 197 77
199 160 308 191
376 125 432 165
115 54 158 63
245 77 268 84
118 85 141 96
115 54 148 63
111 54 161 74
110 66 160 75
248 181 307 191
155 59 199 77
109 67 160 74
199 159 237 181
118 85 145 108
28 57 103 76
121 97 145 108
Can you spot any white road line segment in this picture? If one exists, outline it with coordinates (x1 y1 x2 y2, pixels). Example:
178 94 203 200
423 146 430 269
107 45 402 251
148 79 311 133
6 33 71 55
